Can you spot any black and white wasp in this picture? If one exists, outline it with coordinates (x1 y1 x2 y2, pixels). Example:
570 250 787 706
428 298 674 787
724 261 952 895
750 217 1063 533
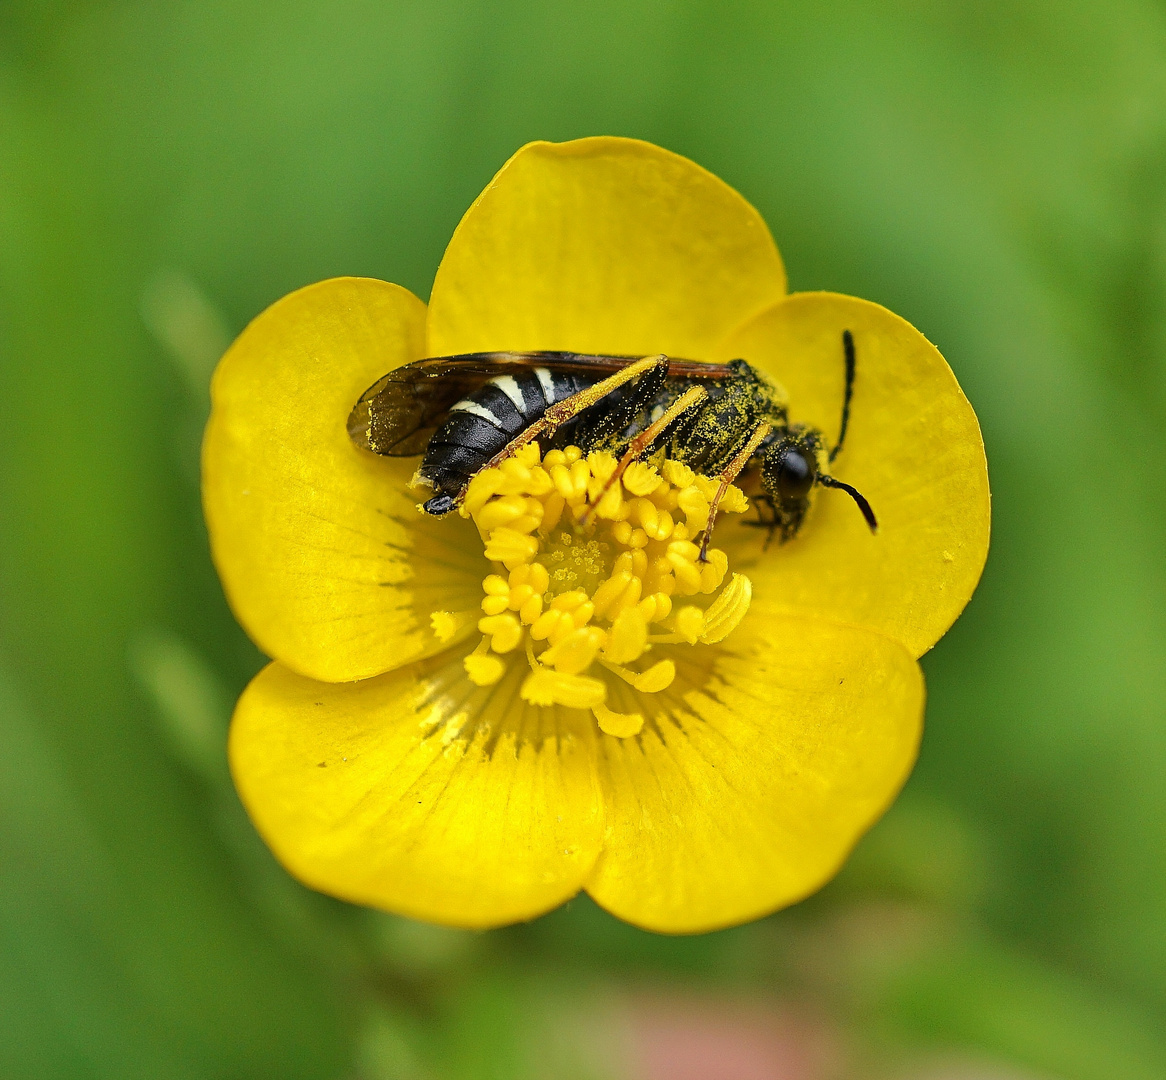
348 335 876 554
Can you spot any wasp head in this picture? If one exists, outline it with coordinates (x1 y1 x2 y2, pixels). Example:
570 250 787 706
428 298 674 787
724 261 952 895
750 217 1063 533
757 430 823 542
754 428 877 545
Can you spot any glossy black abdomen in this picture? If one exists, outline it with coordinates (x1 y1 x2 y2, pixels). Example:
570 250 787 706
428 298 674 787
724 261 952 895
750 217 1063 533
417 367 594 500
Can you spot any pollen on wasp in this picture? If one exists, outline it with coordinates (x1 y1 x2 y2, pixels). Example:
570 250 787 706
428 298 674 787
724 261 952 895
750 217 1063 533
428 443 754 739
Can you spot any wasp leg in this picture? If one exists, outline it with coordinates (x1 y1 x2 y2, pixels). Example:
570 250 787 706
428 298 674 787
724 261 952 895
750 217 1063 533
466 354 669 488
579 384 709 526
740 494 781 550
697 423 772 562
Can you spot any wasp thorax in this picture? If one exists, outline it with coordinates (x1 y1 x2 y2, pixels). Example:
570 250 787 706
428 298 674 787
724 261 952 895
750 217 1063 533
430 443 753 739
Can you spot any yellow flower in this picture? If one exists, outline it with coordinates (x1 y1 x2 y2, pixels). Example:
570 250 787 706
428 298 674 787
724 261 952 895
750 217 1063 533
203 138 989 933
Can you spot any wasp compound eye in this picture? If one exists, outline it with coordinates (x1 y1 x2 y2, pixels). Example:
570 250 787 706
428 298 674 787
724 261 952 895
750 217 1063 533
776 448 815 499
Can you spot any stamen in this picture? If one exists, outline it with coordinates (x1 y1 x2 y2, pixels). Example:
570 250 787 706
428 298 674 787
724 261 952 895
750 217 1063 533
520 667 607 708
430 609 478 643
699 573 753 644
464 636 506 686
478 612 523 653
603 608 649 665
598 657 676 694
593 702 645 738
634 659 676 693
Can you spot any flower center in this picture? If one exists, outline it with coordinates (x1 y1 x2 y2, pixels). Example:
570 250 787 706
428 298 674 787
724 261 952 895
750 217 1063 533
430 443 753 738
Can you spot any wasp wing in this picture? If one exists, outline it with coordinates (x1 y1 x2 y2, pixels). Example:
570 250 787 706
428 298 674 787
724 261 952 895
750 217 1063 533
348 351 733 457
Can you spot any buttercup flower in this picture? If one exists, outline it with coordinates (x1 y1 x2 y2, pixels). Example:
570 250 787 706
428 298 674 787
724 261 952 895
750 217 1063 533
203 138 989 933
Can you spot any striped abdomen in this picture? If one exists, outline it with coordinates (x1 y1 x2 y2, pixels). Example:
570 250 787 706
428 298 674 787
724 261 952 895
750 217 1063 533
417 367 593 510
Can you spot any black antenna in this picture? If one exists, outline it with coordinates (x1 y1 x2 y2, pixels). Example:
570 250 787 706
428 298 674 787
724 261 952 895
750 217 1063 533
819 474 877 532
829 329 856 463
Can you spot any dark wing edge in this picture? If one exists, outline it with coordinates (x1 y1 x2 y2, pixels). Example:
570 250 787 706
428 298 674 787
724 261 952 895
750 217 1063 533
348 351 735 457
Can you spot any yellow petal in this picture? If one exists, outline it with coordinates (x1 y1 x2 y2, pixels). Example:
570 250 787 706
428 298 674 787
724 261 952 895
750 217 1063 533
427 137 787 358
715 292 990 658
203 277 483 683
230 657 605 928
586 615 923 933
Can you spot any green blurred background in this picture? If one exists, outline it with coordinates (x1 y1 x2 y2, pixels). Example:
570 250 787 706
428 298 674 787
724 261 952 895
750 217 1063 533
3 2 1166 1077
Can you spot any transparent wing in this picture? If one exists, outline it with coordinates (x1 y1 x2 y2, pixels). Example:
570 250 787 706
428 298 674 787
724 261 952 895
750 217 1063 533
348 351 732 456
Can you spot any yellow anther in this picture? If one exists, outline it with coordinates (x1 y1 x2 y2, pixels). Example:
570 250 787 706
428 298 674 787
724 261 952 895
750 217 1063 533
611 575 643 617
483 574 509 595
508 583 534 610
519 593 543 624
719 485 749 513
543 448 567 468
551 590 590 613
464 652 506 686
513 562 549 593
496 457 534 495
462 469 505 516
637 592 672 623
430 609 476 643
530 609 567 641
651 555 673 578
524 466 554 497
612 549 649 579
593 702 645 738
670 557 703 594
698 548 729 592
520 668 606 708
623 461 661 497
541 492 566 532
483 527 540 567
569 460 591 500
541 626 607 675
673 606 705 644
630 497 658 535
592 570 633 618
587 451 618 484
480 594 510 616
551 459 592 504
667 539 701 562
678 485 711 530
633 659 676 693
595 486 626 520
662 459 695 488
694 475 720 501
700 573 753 644
550 463 579 500
478 613 523 653
475 493 532 532
653 484 680 512
514 442 541 467
507 497 545 535
531 594 593 643
604 608 649 664
646 510 674 541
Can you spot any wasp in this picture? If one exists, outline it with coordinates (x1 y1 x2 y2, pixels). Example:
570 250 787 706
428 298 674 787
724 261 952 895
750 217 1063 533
348 332 876 556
